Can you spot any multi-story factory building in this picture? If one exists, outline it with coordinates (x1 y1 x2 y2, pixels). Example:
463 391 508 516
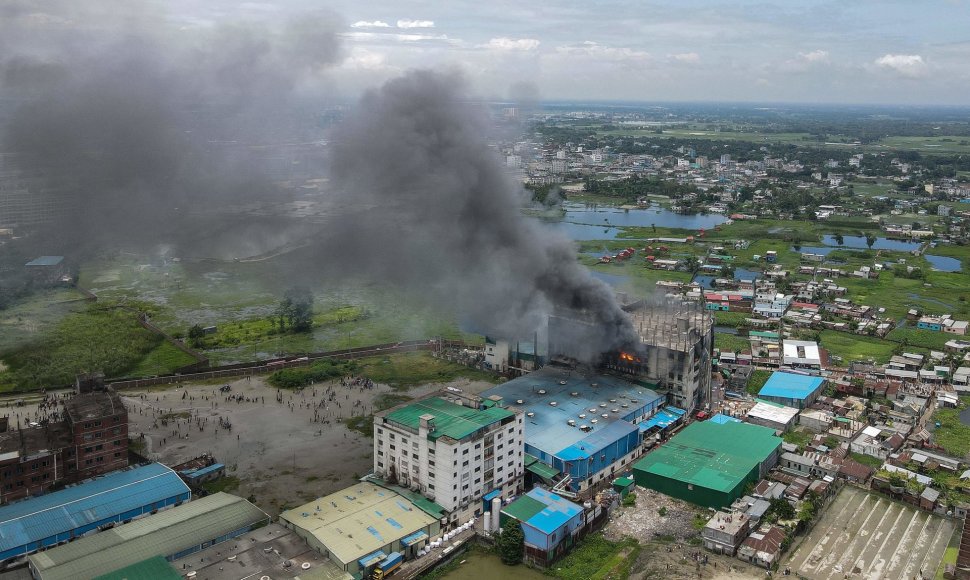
603 301 714 411
373 392 525 523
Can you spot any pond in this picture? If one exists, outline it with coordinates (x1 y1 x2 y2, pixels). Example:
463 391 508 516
440 552 548 580
820 235 920 252
925 255 962 272
543 203 729 241
692 268 759 289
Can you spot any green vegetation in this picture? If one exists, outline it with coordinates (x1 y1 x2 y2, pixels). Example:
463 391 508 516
268 359 359 389
622 492 637 507
715 333 750 354
549 535 640 580
849 452 885 469
201 475 240 494
189 305 368 350
783 430 811 450
712 310 749 328
886 326 956 350
343 393 412 437
818 330 897 364
932 403 970 459
498 520 525 565
0 303 162 391
129 341 198 377
746 369 773 395
356 352 500 389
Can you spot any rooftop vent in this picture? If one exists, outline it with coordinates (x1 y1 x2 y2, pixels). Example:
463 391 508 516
609 399 617 403
570 392 579 397
611 409 619 413
579 414 587 419
599 403 607 408
526 412 535 418
516 399 524 404
537 389 547 395
549 401 558 407
567 420 576 426
601 413 609 419
590 419 598 424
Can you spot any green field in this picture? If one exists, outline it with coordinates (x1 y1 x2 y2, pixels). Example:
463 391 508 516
931 403 970 459
0 303 163 391
128 341 198 377
715 333 750 354
818 330 897 364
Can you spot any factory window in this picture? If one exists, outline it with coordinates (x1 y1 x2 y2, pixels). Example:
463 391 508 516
453 496 457 503
508 427 514 434
377 428 383 435
97 457 104 463
95 432 102 438
412 453 418 460
85 459 93 465
377 461 384 468
475 443 481 449
113 452 121 458
84 447 93 453
497 444 503 451
113 428 121 435
390 445 396 451
376 439 383 447
507 461 513 467
428 484 435 490
474 466 481 473
462 460 469 467
390 433 395 439
497 466 503 472
428 448 435 455
429 460 435 467
402 438 408 446
114 440 122 447
95 421 102 427
462 449 469 455
95 445 103 451
474 478 481 485
377 451 384 457
462 484 468 491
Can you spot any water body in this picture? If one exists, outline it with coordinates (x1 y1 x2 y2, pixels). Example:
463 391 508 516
925 255 962 272
821 235 920 252
562 203 729 230
545 203 729 241
440 552 547 580
693 268 759 289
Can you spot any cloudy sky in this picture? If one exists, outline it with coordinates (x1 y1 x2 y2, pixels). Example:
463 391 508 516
16 0 970 106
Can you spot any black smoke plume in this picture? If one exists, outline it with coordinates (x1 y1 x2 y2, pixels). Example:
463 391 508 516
327 71 638 360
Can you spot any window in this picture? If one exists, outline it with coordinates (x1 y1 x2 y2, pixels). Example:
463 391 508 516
429 460 435 467
428 484 435 490
412 453 419 460
475 443 481 449
463 449 469 455
377 428 384 435
428 448 435 455
96 456 104 463
113 452 122 458
462 460 469 467
377 461 384 468
390 445 396 451
474 466 481 473
378 451 384 457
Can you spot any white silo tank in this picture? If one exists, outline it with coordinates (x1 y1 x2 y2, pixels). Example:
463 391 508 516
484 511 492 534
491 497 502 531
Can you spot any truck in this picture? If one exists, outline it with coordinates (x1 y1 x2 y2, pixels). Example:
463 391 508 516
373 552 403 579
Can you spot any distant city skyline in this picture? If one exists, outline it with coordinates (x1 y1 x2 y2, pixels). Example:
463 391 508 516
163 0 970 106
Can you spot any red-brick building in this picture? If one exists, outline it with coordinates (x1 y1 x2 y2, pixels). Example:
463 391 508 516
0 375 128 504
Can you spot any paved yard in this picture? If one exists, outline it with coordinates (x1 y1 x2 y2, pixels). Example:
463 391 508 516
786 486 954 580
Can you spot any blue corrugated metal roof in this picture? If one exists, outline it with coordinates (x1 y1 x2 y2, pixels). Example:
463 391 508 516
401 531 428 546
0 463 189 555
759 371 824 401
638 407 686 432
522 488 582 535
557 421 637 460
181 463 224 479
709 413 742 424
25 256 64 267
359 550 386 567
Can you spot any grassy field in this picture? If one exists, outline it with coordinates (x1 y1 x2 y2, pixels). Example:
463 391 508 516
548 534 640 580
931 403 970 459
355 352 501 390
128 342 198 377
0 303 162 391
715 333 750 354
818 330 897 364
746 369 773 395
0 288 90 355
712 310 749 327
886 325 957 350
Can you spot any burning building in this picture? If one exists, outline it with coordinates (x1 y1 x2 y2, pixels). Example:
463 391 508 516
551 300 714 411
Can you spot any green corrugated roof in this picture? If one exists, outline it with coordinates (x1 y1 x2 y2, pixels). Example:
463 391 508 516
633 421 781 493
93 556 181 580
385 397 513 441
750 331 780 338
524 454 560 481
501 495 546 522
29 493 268 580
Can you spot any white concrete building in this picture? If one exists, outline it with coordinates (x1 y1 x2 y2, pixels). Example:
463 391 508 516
374 393 525 522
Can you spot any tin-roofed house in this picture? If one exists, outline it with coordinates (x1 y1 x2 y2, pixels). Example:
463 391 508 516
758 372 825 409
500 488 585 567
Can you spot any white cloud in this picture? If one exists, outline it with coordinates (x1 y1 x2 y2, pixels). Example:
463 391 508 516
556 41 651 62
343 31 451 43
397 19 434 29
669 52 700 63
351 20 390 28
341 47 388 71
875 53 927 77
799 49 830 63
482 37 540 51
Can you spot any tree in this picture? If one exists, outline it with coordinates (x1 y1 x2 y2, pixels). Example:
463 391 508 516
187 324 205 348
865 233 876 249
499 520 524 565
767 497 795 522
684 256 701 274
285 287 314 333
834 233 844 246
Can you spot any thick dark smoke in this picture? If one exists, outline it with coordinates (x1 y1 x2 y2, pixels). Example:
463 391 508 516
328 71 638 360
0 1 342 255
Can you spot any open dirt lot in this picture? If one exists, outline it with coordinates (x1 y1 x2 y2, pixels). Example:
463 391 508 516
117 374 495 515
786 485 954 580
605 487 765 579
